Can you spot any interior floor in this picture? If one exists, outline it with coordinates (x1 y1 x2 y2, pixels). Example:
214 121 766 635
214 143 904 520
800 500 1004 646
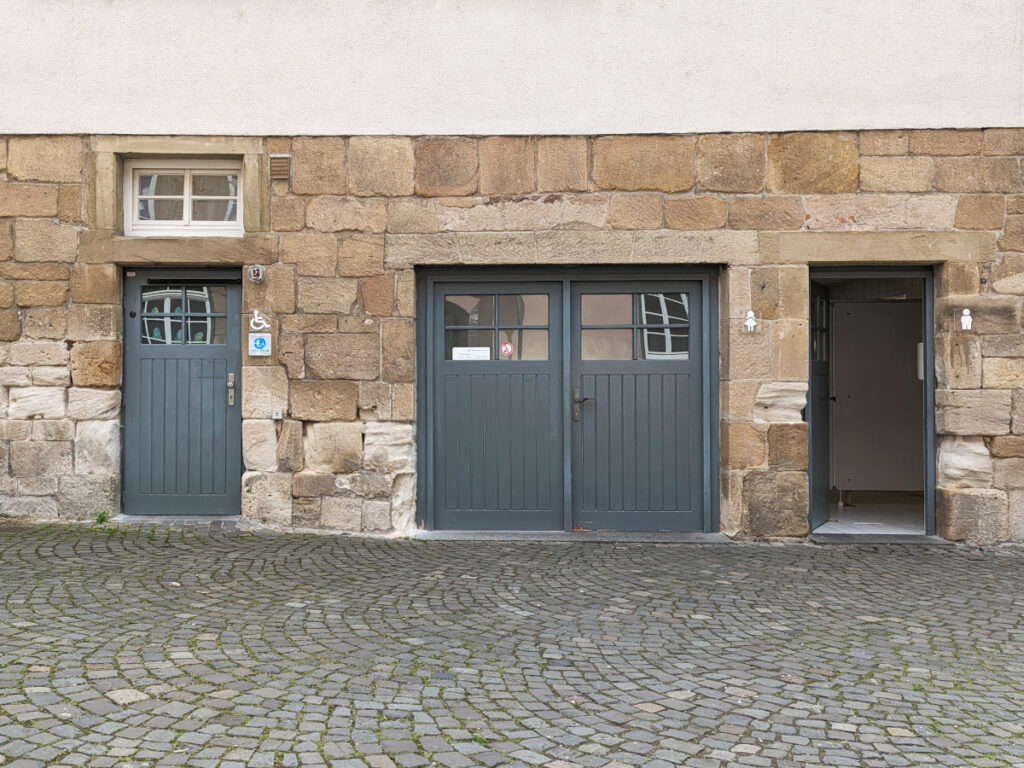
814 501 925 535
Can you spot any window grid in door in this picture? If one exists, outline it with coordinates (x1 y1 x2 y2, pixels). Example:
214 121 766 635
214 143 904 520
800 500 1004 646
580 292 690 360
141 285 228 345
444 293 549 360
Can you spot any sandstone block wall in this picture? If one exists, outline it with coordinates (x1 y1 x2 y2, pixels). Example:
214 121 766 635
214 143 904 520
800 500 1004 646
0 130 1021 542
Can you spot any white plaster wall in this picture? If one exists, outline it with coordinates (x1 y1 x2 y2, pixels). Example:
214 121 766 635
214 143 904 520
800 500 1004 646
1 0 1022 135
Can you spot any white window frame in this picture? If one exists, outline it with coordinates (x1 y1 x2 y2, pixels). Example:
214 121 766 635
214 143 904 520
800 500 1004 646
123 158 244 238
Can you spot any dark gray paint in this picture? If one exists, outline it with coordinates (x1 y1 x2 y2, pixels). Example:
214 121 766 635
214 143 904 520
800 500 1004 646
123 270 242 516
808 280 831 530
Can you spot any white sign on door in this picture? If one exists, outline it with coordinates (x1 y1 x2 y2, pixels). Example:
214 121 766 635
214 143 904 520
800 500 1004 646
452 346 491 360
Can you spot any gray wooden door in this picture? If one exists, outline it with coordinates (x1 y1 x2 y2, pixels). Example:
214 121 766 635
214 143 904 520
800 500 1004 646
123 270 242 515
431 283 564 530
808 281 831 529
570 283 703 531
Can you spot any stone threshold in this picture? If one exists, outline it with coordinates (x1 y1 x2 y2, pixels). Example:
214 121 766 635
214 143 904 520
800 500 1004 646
113 514 242 530
413 530 733 543
810 533 953 546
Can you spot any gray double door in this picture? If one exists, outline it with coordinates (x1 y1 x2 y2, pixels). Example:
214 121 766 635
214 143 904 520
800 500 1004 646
123 270 242 515
429 277 705 531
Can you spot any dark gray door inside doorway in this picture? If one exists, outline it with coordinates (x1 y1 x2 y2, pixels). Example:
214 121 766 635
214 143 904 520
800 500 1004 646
123 270 242 515
426 274 708 532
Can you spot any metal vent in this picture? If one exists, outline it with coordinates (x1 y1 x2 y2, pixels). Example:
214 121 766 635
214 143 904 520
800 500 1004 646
268 155 291 180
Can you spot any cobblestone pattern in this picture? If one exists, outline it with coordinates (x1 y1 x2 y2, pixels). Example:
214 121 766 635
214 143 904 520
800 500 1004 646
1 525 1023 767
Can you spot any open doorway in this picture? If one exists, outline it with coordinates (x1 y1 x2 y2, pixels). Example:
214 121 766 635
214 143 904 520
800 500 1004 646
808 268 935 536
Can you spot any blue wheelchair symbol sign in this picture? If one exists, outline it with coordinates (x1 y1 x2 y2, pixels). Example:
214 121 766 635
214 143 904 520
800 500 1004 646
248 332 272 357
253 337 266 350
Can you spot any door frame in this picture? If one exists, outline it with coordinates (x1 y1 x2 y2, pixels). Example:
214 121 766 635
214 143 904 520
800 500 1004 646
806 266 936 536
417 266 720 532
121 267 243 515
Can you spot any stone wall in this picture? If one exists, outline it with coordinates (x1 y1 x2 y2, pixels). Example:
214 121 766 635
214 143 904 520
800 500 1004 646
0 130 1022 541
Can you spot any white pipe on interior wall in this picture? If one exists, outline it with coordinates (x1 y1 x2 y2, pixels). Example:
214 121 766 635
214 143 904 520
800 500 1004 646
0 0 1021 135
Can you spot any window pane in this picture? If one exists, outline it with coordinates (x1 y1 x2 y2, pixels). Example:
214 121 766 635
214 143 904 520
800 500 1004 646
142 317 184 344
138 173 184 196
498 329 548 360
186 316 226 344
192 174 237 196
581 294 631 325
192 199 237 222
444 295 494 327
581 328 632 360
186 286 227 315
445 329 493 359
498 294 548 326
640 292 688 325
138 199 184 221
638 328 689 359
142 286 184 315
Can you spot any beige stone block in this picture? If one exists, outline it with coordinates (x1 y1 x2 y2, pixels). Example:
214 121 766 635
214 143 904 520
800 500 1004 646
265 136 291 153
276 419 303 472
1010 490 1024 541
18 476 57 496
22 307 66 339
724 265 750 318
997 216 1024 251
728 196 803 230
415 138 478 197
459 231 539 264
1009 195 1024 215
992 253 1024 294
768 423 808 470
292 497 322 527
983 334 1024 357
803 194 956 231
391 473 416 533
722 379 759 422
70 341 120 387
778 265 810 320
859 130 909 156
276 332 302 379
14 220 78 263
990 435 1024 458
983 357 1024 389
304 421 363 473
8 137 83 182
290 380 358 421
335 469 392 499
749 266 782 320
726 320 771 379
281 315 334 334
537 137 588 192
74 420 118 475
0 181 58 217
607 194 662 229
321 496 362 530
392 382 415 421
31 418 74 440
983 128 1024 155
386 198 439 234
955 194 1005 230
772 319 809 380
767 132 857 193
31 366 69 386
502 195 606 231
938 436 993 488
743 471 810 537
384 233 460 268
0 263 71 280
753 381 807 423
337 316 379 333
437 197 503 231
78 230 275 267
241 471 293 525
936 389 1012 435
0 138 5 170
337 234 385 277
479 137 535 195
242 419 278 472
0 309 21 341
361 500 392 531
57 185 83 224
664 196 727 230
935 157 1021 193
859 156 934 192
11 440 72 477
8 386 65 419
1014 391 1024 435
909 129 982 156
270 196 306 232
70 264 119 304
382 318 415 383
358 381 392 421
0 419 31 439
296 277 358 314
363 422 414 473
15 281 67 307
3 496 59 519
722 422 766 469
281 233 337 276
936 262 980 297
936 333 982 389
936 295 1021 334
67 388 120 420
592 135 695 192
0 220 11 262
292 137 347 195
348 136 415 197
305 333 379 380
937 488 1008 543
360 274 395 316
292 471 336 498
0 367 31 387
67 305 117 341
307 196 386 233
395 269 415 317
241 366 288 418
243 263 296 314
10 340 66 366
696 134 764 193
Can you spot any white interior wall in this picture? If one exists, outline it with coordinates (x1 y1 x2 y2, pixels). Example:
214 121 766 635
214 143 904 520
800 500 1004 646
1 0 1021 135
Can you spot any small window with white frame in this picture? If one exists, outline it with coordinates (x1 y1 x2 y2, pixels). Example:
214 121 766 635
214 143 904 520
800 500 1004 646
123 158 243 237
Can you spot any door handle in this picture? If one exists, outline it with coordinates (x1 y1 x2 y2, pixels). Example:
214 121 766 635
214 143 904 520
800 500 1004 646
226 372 235 406
572 388 591 421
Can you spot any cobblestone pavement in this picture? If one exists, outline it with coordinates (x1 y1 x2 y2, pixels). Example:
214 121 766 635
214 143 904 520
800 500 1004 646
1 526 1023 768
